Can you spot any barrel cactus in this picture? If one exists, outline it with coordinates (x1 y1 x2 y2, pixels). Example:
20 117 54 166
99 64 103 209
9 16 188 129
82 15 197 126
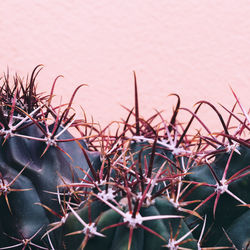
0 68 249 249
0 66 100 249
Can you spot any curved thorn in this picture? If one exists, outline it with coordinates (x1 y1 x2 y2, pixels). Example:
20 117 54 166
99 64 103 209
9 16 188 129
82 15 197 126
195 100 232 144
64 84 87 120
133 71 140 136
167 94 180 133
47 75 64 115
176 103 203 147
28 64 43 113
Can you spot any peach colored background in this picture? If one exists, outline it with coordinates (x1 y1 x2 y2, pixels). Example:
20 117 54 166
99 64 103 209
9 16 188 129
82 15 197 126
0 1 249 131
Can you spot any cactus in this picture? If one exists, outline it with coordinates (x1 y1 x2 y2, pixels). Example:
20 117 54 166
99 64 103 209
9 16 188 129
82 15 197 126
0 66 100 249
0 68 249 249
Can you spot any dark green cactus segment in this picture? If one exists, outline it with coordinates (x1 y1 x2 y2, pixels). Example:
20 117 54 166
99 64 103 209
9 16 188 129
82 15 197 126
61 201 123 250
109 224 144 250
184 145 250 247
87 209 123 250
0 127 99 248
153 198 197 249
0 165 50 247
61 200 118 250
140 206 169 250
61 197 197 250
216 208 250 249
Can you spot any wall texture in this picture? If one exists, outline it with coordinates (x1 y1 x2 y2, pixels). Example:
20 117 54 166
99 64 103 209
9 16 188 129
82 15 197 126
0 1 249 131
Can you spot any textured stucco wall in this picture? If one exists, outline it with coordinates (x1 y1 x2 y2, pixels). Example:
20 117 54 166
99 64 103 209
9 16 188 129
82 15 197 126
0 1 249 130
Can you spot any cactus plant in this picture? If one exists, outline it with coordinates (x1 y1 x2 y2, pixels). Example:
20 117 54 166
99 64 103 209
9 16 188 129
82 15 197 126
0 68 249 249
0 66 100 249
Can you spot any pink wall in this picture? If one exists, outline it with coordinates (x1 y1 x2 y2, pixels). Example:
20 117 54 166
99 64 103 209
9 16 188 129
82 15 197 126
0 1 249 131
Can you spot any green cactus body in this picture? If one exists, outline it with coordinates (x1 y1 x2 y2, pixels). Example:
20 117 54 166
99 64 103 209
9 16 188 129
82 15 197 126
61 198 197 250
216 208 250 249
0 123 100 248
185 145 250 247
